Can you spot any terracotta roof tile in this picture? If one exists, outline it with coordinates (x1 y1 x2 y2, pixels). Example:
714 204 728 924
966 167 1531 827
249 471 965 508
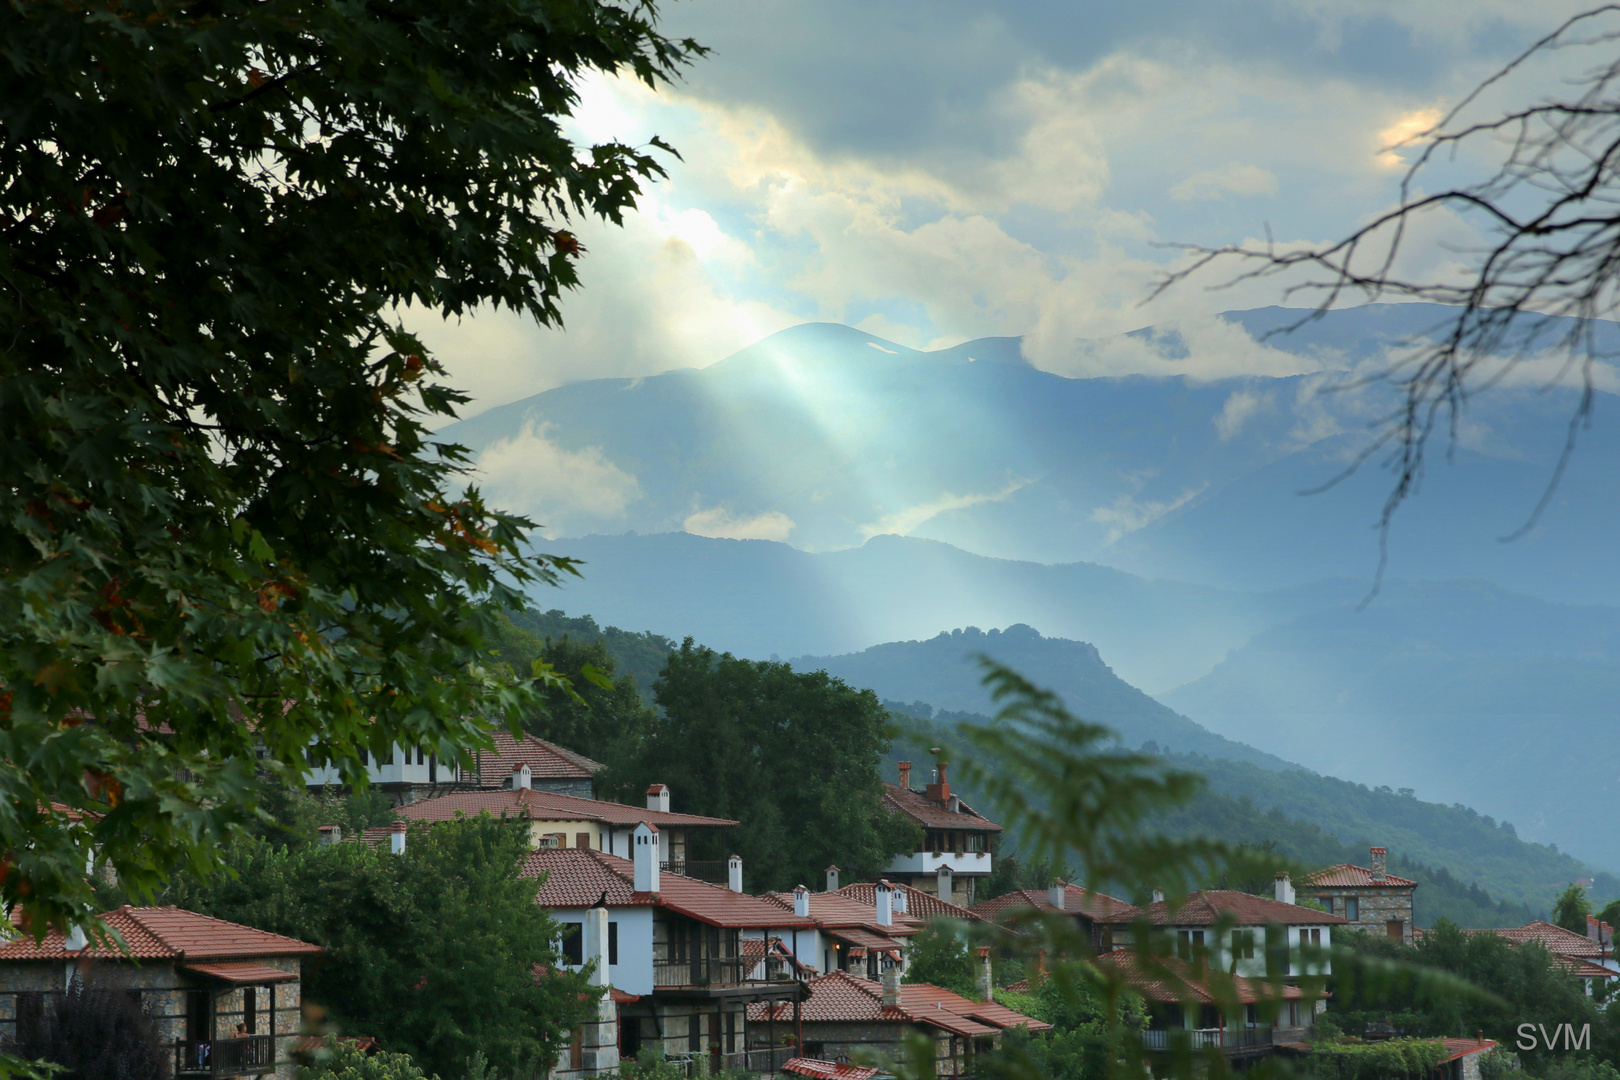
1095 950 1305 1005
182 962 299 984
397 788 737 829
1116 891 1346 927
1305 865 1418 888
520 849 814 930
762 891 919 938
0 907 321 962
782 1059 880 1080
474 732 604 785
837 882 990 924
747 971 1047 1035
1476 921 1611 960
970 885 1138 923
882 784 1002 833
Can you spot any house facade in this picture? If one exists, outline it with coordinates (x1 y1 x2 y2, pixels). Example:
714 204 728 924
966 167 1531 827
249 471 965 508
969 881 1138 954
303 730 603 805
1092 951 1314 1058
0 906 322 1080
1303 847 1418 944
880 759 1002 907
523 826 814 1079
760 884 919 980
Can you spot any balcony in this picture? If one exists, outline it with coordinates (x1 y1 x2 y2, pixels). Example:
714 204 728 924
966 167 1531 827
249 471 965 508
1140 1027 1273 1054
175 1035 275 1077
653 955 799 990
882 851 992 877
662 859 728 885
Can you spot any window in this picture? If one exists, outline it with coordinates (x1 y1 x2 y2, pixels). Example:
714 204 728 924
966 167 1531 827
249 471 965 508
609 921 619 966
417 747 426 765
1305 928 1322 947
1231 929 1256 959
185 990 211 1041
559 923 583 965
244 986 256 1034
16 993 43 1044
1345 897 1359 921
1175 929 1204 960
576 833 592 850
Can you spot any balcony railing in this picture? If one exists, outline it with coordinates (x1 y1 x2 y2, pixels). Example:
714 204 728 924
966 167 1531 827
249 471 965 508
1140 1027 1273 1053
661 860 729 884
655 956 782 988
175 1035 276 1077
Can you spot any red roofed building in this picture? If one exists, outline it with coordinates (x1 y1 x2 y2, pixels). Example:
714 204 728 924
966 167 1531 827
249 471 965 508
1302 847 1418 944
881 758 1002 907
394 780 737 875
746 969 1047 1079
1093 949 1315 1057
521 830 813 1076
1467 921 1620 995
836 881 988 926
303 729 604 805
0 906 322 1080
761 883 921 980
969 881 1138 953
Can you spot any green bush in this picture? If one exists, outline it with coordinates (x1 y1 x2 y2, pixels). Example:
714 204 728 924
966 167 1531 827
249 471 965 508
299 1037 436 1080
1303 1038 1451 1080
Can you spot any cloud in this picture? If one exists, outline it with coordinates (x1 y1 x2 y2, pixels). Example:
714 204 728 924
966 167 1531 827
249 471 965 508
471 420 640 532
1170 163 1279 201
1215 388 1276 440
1091 485 1207 545
683 507 796 542
1032 314 1332 381
859 479 1032 539
1375 107 1442 169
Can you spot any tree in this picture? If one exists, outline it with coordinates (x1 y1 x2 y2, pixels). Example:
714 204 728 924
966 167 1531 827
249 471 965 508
1161 7 1620 565
1553 883 1593 935
637 641 921 890
902 921 977 999
298 1036 435 1080
0 0 699 932
165 816 594 1078
7 977 166 1080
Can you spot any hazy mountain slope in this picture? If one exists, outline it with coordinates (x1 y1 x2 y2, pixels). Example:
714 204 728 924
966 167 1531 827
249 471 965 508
1158 580 1620 868
532 531 1355 693
794 624 1292 769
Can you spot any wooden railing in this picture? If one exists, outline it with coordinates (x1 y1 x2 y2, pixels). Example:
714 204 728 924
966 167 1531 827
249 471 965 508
653 956 760 988
661 860 729 884
1140 1027 1272 1053
174 1034 275 1076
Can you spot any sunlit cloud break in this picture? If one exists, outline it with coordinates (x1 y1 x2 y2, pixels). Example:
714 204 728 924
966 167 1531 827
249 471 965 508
859 479 1033 540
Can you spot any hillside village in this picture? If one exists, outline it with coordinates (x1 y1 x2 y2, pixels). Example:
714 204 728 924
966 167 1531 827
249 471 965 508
7 724 1613 1080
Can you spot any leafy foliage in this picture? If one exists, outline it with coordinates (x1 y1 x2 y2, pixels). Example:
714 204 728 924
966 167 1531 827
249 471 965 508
298 1036 436 1080
1297 1038 1450 1080
165 816 594 1078
5 979 165 1080
902 922 978 999
0 0 698 930
992 967 1149 1080
1553 884 1593 935
501 609 678 703
624 640 920 890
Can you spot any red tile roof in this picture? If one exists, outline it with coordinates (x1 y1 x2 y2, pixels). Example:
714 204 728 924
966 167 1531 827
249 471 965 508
837 882 990 924
474 732 604 785
762 891 920 938
782 1059 881 1080
182 962 300 984
831 928 907 951
0 907 322 962
1095 950 1306 1005
970 885 1138 923
747 971 1048 1035
882 784 1002 833
1305 865 1418 888
1477 921 1611 960
520 849 815 930
1438 1039 1497 1064
397 787 737 830
1117 891 1346 927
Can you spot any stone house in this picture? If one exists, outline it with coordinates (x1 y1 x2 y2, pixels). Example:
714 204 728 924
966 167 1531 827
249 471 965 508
746 967 1049 1079
0 906 322 1080
1303 847 1418 944
880 758 1002 907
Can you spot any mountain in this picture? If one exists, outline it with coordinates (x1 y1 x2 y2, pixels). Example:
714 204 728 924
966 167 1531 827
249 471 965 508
529 530 1353 695
441 305 1620 605
1157 579 1620 868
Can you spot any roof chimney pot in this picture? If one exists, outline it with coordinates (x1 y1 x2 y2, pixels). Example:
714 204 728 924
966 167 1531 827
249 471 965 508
646 784 670 812
882 967 901 1008
826 865 840 892
1049 881 1066 912
390 820 407 856
728 854 744 893
794 885 810 918
898 761 912 790
1370 846 1387 882
632 822 661 893
512 763 532 791
876 882 893 927
1274 871 1295 906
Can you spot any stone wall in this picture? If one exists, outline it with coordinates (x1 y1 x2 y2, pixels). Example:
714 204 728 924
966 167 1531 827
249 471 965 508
1311 886 1415 944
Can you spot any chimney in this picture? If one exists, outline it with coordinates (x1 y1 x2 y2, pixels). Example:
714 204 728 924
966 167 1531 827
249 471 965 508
881 967 901 1008
1370 847 1387 882
318 824 342 845
646 784 670 812
1151 888 1165 905
728 854 744 893
1274 872 1295 906
893 888 908 916
898 761 912 790
1588 915 1604 943
794 885 810 918
1049 881 1067 912
924 749 950 803
512 763 532 791
937 865 953 905
876 882 893 927
390 820 407 855
632 822 661 893
64 924 87 952
975 946 993 1002
826 865 840 892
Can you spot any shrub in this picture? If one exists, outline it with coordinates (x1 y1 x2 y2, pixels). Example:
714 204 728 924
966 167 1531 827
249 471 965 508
6 979 165 1080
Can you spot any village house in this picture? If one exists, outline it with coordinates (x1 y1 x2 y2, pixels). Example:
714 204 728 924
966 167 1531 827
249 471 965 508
523 826 814 1078
969 881 1138 954
0 906 321 1080
760 882 920 980
834 879 987 926
1467 920 1620 996
303 730 603 806
1303 847 1418 943
384 777 737 877
1106 875 1346 988
881 758 1002 907
746 962 1049 1079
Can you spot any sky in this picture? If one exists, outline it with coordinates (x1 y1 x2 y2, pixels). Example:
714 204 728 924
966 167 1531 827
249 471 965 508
407 0 1600 418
